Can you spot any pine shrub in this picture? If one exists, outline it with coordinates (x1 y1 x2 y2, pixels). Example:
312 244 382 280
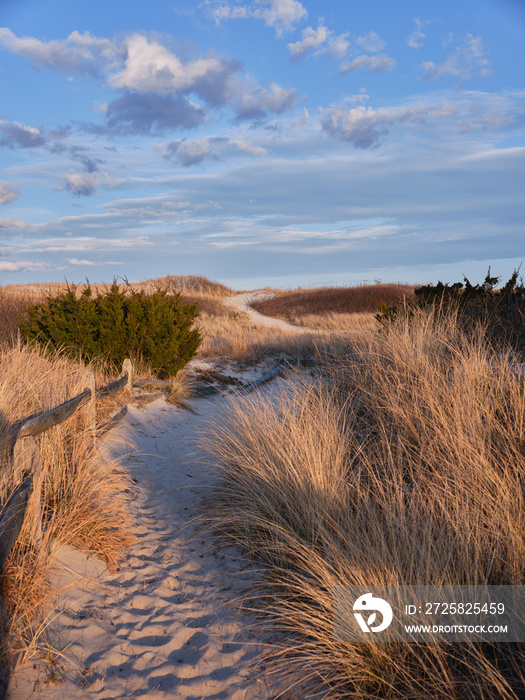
376 268 525 352
20 282 201 378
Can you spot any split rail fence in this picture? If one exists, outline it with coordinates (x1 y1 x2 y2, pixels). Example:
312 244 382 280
0 359 162 574
0 355 316 574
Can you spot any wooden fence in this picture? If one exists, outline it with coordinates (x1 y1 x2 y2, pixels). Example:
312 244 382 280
0 358 188 699
0 355 317 574
0 359 136 573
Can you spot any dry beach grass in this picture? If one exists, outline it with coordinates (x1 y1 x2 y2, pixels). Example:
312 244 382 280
204 308 525 699
0 276 377 362
251 283 415 330
0 344 135 675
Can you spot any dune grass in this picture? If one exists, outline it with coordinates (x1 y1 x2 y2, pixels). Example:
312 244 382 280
203 308 525 699
289 310 379 332
0 278 374 363
251 283 415 330
0 343 135 674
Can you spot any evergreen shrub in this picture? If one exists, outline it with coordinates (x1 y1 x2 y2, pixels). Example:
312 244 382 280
20 282 201 378
376 268 525 352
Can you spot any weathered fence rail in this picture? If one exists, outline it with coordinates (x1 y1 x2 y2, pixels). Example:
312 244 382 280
16 391 92 440
0 479 31 574
0 359 134 572
0 358 137 700
0 355 316 570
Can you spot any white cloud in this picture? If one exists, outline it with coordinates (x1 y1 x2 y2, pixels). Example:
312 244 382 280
164 136 267 165
339 54 396 75
0 181 19 205
65 257 122 265
328 33 350 58
230 139 267 155
103 33 296 126
0 119 68 150
203 0 307 35
0 216 29 229
29 235 153 253
164 138 221 166
321 101 459 148
67 257 96 265
0 27 120 76
287 25 349 61
107 34 235 97
1 29 297 130
64 169 112 197
287 25 330 60
356 31 385 53
407 19 426 49
234 81 297 120
0 261 47 271
422 35 490 80
322 106 386 148
204 2 251 23
0 120 43 147
255 0 307 35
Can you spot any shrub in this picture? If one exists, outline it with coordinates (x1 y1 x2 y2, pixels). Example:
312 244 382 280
376 268 525 352
20 282 201 378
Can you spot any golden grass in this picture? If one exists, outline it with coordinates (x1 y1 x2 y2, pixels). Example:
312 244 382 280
164 369 198 411
0 276 374 363
203 309 525 699
290 310 379 332
141 274 234 298
252 283 416 319
0 274 233 301
0 343 134 674
195 308 327 362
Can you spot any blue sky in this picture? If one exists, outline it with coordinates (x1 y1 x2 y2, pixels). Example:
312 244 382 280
0 0 524 289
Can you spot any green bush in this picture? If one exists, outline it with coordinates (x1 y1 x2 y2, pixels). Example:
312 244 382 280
20 282 201 378
376 268 525 352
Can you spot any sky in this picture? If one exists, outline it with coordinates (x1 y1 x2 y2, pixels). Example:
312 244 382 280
0 0 524 289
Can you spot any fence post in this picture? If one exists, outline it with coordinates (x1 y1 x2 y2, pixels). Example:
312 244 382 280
122 359 132 389
84 371 96 448
12 436 42 546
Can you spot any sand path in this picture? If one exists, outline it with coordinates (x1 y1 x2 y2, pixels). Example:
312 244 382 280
7 394 275 700
224 292 306 333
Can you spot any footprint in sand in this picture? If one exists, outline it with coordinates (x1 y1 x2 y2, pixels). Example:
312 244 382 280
7 396 275 700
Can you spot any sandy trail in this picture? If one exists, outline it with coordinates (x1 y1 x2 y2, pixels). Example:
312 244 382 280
7 392 275 700
224 292 306 333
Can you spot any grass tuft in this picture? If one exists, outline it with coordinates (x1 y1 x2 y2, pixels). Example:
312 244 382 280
203 308 525 698
0 343 134 674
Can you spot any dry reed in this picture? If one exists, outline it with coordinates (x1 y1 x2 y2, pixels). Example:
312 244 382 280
204 308 525 699
252 283 415 320
0 343 134 674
